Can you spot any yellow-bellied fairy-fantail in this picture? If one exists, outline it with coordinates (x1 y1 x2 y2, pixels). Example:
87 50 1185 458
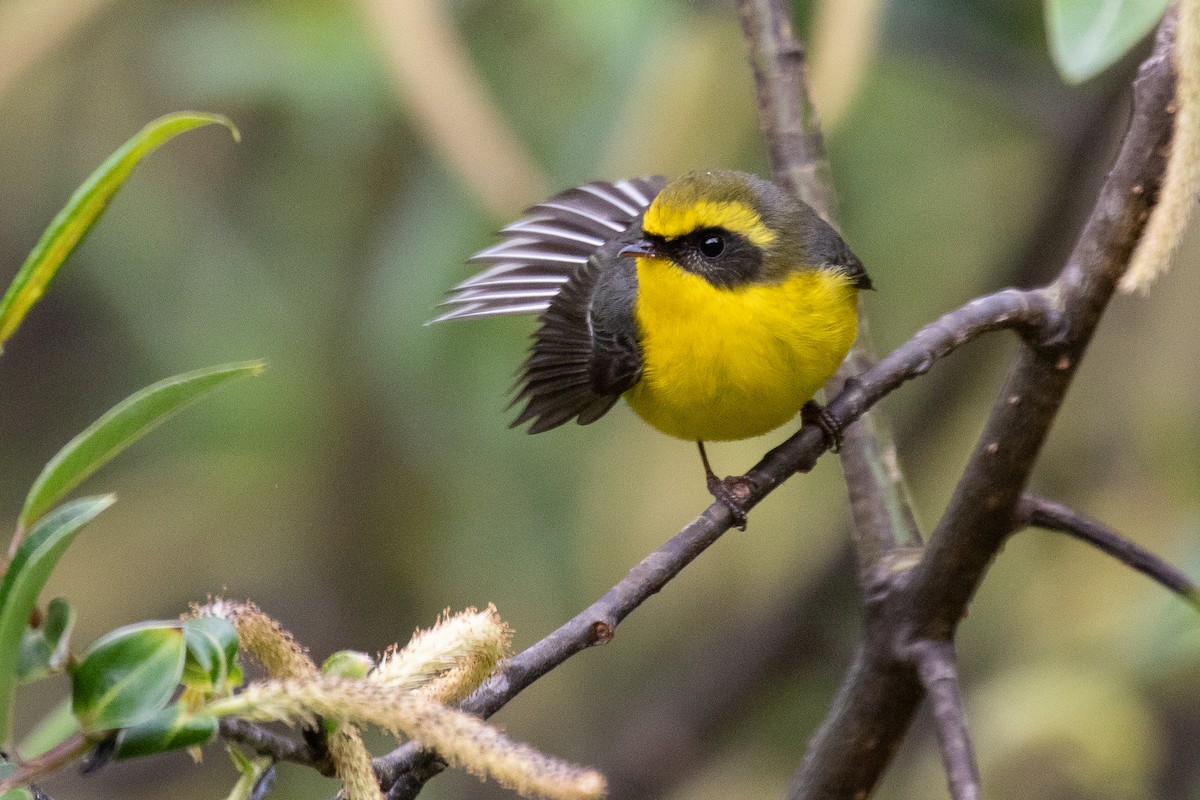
434 170 870 524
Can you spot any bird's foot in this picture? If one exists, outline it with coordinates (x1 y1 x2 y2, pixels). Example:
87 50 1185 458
705 473 757 531
802 400 842 453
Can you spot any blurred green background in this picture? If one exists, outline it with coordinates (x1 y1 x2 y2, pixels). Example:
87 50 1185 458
0 0 1197 798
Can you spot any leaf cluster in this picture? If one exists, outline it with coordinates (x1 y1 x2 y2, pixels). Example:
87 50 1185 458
0 113 257 799
0 111 603 800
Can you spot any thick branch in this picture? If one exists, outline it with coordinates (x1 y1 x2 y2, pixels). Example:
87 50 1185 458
1019 493 1200 609
908 13 1177 637
784 15 1178 800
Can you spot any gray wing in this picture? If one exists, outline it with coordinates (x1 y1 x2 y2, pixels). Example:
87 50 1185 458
434 176 667 434
510 232 644 432
431 177 667 322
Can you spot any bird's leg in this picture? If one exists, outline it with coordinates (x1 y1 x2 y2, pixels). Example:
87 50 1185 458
801 400 842 453
697 441 755 530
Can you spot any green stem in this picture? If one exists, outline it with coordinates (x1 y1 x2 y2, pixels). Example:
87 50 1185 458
0 732 88 791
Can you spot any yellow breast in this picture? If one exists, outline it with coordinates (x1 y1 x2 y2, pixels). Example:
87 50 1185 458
625 258 858 442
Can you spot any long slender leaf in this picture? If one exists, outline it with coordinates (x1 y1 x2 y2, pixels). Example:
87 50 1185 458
0 112 239 351
0 497 115 744
20 361 265 529
1046 0 1169 84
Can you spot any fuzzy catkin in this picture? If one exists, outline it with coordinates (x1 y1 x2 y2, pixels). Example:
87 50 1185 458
330 726 383 800
207 676 605 800
1121 0 1200 293
192 600 381 799
372 604 512 703
192 599 317 679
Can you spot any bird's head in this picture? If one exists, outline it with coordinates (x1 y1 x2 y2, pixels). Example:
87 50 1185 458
620 169 867 289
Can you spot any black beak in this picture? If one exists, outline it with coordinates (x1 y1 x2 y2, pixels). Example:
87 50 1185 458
618 238 664 259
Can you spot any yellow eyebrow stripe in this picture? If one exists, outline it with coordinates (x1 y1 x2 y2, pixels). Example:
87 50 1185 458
643 199 776 248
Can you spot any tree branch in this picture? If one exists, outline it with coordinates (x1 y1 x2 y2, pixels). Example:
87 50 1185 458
602 546 858 798
376 273 1059 797
907 11 1177 636
738 0 924 579
909 639 979 800
747 288 1056 495
376 505 737 793
377 8 1177 798
736 0 835 217
218 718 333 775
784 13 1178 800
1018 493 1200 609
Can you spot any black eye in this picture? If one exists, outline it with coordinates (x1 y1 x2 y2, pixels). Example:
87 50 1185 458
700 234 725 258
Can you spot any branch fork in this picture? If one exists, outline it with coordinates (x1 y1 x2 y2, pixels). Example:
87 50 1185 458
368 5 1188 800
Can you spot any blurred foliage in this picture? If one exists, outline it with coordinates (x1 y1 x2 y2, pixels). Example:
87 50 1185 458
0 1 1195 799
1045 0 1169 84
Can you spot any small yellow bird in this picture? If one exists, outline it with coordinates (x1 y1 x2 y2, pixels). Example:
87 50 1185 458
435 170 870 523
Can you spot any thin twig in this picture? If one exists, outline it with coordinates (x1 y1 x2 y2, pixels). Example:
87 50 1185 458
602 546 857 798
0 734 88 792
602 256 1082 796
376 504 734 791
737 0 835 217
1018 493 1200 610
748 288 1056 493
908 639 979 800
738 0 925 579
218 718 333 774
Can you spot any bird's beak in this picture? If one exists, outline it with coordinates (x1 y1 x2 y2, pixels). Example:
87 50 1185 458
619 238 664 259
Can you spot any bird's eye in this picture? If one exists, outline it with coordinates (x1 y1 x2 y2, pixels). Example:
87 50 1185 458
700 234 725 258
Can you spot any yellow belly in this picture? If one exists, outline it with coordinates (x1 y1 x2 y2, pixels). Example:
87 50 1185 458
625 259 858 442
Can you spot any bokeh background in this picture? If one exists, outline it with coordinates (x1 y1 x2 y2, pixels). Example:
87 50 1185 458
0 0 1198 798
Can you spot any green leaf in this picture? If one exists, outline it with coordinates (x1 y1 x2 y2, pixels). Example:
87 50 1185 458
0 112 239 352
72 622 187 734
225 746 275 800
20 360 266 529
182 616 240 693
321 650 374 679
16 698 78 760
17 598 75 684
112 704 217 760
1045 0 1169 83
0 496 114 744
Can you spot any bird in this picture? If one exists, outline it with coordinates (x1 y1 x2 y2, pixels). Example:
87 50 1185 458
433 169 871 526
